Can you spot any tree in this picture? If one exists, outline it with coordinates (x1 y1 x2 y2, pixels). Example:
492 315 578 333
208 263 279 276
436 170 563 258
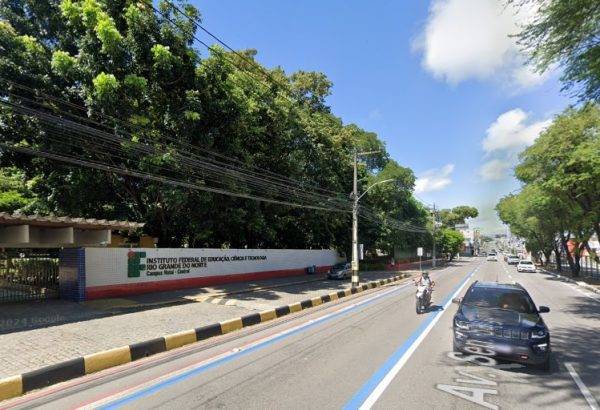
497 104 600 275
0 167 36 212
436 228 465 261
512 0 600 101
496 186 565 267
439 206 479 227
515 104 600 256
0 0 430 254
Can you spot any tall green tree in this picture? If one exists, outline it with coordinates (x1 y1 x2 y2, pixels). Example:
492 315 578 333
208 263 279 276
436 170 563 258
497 104 600 275
439 206 479 227
0 0 431 255
435 228 465 261
515 104 600 245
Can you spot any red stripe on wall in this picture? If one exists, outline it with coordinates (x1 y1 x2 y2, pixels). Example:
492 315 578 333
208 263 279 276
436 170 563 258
85 265 332 300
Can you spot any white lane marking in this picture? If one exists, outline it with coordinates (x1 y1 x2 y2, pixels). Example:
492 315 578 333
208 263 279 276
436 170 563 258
357 264 482 409
565 362 599 410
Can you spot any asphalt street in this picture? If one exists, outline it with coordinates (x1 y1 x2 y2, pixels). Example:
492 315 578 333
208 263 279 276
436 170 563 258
3 257 599 410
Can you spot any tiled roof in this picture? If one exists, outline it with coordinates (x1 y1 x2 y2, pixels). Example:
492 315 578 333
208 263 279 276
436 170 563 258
0 212 144 231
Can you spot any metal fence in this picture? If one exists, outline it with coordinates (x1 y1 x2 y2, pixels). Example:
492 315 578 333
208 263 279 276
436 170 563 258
548 255 600 280
0 249 59 303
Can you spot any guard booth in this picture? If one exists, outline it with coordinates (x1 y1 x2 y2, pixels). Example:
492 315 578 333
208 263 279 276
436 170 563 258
0 212 143 303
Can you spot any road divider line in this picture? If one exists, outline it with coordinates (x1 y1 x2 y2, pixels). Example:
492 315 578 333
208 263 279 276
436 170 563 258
565 363 599 410
343 263 482 410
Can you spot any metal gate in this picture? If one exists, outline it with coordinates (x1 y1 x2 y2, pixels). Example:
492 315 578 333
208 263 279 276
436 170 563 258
0 249 59 303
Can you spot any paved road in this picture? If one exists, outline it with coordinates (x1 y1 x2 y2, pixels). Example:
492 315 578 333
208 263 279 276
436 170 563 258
0 269 416 379
3 258 599 409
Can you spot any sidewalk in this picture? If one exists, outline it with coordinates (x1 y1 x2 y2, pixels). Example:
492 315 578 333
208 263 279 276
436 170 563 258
539 266 600 294
0 265 448 379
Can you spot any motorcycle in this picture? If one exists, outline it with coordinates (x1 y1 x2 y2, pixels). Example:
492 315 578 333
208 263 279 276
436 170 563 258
415 284 431 314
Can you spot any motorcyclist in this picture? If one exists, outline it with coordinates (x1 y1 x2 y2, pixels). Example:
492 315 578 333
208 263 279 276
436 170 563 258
414 271 435 302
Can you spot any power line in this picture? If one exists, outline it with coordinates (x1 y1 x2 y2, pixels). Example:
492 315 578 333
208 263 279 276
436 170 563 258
162 0 282 87
0 96 352 209
1 77 345 198
0 142 349 213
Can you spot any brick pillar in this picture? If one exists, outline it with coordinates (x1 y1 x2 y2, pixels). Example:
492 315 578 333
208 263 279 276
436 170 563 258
59 248 86 301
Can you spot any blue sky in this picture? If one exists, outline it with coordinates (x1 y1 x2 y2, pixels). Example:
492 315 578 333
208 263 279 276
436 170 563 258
191 0 572 233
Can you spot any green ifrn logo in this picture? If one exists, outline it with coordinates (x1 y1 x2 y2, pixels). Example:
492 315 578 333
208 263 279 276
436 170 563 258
127 251 146 277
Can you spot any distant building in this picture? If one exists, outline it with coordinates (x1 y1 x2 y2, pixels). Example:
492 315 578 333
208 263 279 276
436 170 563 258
455 223 475 256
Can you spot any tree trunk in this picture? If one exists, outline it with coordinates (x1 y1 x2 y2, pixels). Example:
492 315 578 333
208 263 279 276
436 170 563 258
561 234 579 277
543 250 552 267
553 243 562 272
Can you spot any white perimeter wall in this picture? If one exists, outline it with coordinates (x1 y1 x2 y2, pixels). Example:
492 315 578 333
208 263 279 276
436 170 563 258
85 248 342 287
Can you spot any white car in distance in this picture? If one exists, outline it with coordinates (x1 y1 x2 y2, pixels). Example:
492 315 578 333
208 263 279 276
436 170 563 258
486 253 498 261
517 260 537 273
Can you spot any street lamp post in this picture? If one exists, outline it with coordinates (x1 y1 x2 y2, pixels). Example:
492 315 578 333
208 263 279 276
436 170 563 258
351 151 359 286
351 150 395 287
432 203 437 268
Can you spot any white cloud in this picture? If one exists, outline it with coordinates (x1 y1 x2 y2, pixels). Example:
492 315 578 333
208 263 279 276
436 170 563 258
478 108 551 182
482 108 551 153
415 163 455 193
414 0 545 89
479 159 512 181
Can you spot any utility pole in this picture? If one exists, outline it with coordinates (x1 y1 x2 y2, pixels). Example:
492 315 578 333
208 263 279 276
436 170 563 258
350 150 392 288
432 203 437 268
351 151 359 287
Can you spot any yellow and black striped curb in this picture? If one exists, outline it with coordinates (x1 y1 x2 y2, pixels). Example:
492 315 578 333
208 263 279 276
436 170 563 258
0 274 406 402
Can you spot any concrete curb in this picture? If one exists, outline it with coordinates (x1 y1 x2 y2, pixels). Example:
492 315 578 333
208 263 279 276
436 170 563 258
540 268 600 295
0 274 407 402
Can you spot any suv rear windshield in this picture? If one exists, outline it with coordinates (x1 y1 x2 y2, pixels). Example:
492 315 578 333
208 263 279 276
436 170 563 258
520 261 533 265
462 287 535 314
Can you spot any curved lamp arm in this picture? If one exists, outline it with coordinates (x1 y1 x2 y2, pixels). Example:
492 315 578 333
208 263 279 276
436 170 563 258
357 178 395 202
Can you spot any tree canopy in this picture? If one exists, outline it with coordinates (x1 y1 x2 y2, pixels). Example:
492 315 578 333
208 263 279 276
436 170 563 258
0 0 450 255
513 0 600 101
497 104 600 275
438 206 479 227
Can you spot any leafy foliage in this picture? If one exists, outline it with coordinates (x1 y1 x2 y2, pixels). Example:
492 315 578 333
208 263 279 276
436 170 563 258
513 0 600 101
0 167 35 212
439 206 479 227
435 228 465 260
498 104 600 275
0 0 464 256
